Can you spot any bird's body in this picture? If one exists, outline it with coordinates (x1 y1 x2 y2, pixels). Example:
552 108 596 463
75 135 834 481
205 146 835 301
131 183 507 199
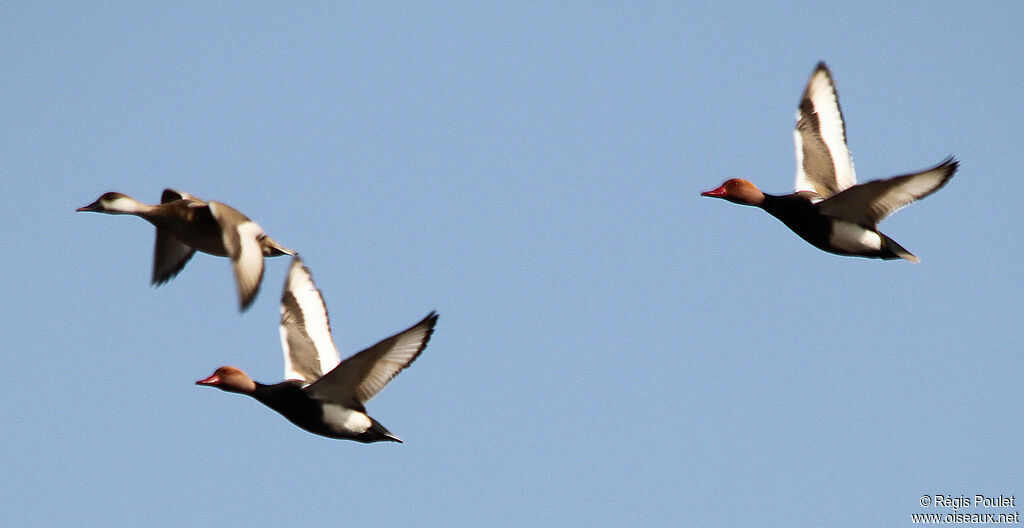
249 381 395 442
701 62 958 262
759 192 915 261
77 189 295 310
197 256 438 443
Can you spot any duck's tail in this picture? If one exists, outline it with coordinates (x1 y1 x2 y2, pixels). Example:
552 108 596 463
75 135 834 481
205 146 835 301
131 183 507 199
882 234 920 263
260 235 297 256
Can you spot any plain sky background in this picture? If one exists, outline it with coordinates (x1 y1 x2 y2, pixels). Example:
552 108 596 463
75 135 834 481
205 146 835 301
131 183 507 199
2 3 1022 526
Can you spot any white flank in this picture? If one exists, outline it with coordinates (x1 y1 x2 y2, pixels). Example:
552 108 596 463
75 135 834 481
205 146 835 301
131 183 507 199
830 220 882 253
321 403 372 435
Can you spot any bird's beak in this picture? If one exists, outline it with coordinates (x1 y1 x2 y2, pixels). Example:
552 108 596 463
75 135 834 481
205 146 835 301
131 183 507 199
196 374 221 386
701 186 727 198
76 200 101 212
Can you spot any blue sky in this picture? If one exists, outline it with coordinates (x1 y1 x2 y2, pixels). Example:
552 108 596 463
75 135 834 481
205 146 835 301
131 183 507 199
2 3 1022 526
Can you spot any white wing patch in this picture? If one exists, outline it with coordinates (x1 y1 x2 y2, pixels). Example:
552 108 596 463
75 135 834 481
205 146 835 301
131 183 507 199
208 201 268 310
792 132 824 202
231 221 266 309
794 64 856 197
279 257 341 384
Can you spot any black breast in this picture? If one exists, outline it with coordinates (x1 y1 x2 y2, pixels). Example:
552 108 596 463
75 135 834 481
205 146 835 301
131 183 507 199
252 381 325 434
759 194 833 252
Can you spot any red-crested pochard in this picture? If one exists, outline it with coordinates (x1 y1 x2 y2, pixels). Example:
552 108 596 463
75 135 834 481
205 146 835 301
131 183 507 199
701 62 958 262
197 256 438 443
77 189 295 310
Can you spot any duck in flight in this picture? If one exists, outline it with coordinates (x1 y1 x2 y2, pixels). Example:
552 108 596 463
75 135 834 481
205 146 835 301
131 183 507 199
701 62 958 262
197 256 438 443
77 189 295 310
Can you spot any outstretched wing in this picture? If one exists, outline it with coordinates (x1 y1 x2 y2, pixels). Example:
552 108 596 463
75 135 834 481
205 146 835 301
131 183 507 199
279 257 342 384
793 62 856 199
305 312 438 407
817 158 958 226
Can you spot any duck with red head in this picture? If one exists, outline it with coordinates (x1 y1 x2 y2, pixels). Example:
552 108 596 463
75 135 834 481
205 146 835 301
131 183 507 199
197 256 438 443
701 179 766 206
700 62 957 262
196 366 257 394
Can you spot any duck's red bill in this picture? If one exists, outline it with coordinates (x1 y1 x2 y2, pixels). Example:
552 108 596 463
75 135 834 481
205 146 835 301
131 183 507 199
196 374 221 385
701 186 727 197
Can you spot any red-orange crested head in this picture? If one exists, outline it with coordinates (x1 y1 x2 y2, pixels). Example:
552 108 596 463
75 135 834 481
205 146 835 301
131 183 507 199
700 179 765 205
196 366 257 394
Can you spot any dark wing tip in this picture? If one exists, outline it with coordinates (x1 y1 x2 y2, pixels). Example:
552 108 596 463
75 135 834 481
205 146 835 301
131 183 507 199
237 271 263 312
403 311 440 368
152 261 190 285
420 311 440 336
799 62 840 115
236 257 266 312
151 243 196 287
239 290 258 312
930 156 960 190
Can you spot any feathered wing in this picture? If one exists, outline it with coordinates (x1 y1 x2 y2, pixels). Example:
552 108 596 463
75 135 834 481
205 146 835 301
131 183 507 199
208 201 265 311
305 312 438 407
793 62 856 198
278 257 341 384
152 231 196 285
817 158 958 226
151 189 203 285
